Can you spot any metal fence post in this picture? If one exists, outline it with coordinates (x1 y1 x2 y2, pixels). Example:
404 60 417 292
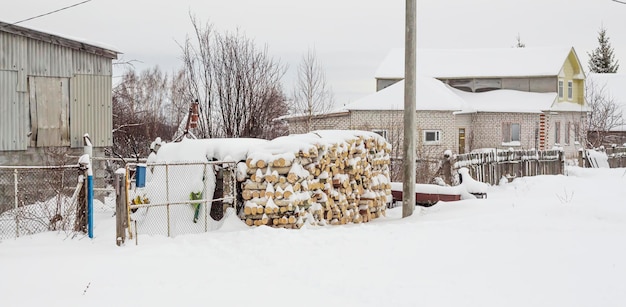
87 170 93 238
82 134 94 238
166 164 170 237
231 163 237 214
125 165 133 240
14 169 18 238
204 163 208 233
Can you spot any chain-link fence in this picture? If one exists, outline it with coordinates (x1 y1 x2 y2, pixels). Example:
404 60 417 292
65 155 139 204
0 165 84 239
125 161 238 239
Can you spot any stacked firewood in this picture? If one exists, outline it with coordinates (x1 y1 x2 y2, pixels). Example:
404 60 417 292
238 131 392 228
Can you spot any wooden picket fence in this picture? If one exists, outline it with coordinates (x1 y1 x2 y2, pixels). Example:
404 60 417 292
452 149 564 186
603 147 626 168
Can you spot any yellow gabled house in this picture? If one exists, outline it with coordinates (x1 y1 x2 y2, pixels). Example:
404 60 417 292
373 46 589 156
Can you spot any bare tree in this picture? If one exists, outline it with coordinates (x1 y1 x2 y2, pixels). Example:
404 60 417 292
112 67 178 158
179 16 288 139
291 47 335 133
585 78 624 147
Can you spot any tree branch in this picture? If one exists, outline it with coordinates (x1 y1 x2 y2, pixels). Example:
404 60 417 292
112 123 144 134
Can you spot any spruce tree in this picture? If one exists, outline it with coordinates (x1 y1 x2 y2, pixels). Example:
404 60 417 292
587 27 620 73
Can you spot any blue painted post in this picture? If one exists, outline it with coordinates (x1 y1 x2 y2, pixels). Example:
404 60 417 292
83 134 94 239
88 173 94 238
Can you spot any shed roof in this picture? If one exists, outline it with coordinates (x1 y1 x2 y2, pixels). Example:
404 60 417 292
0 20 120 59
375 47 575 80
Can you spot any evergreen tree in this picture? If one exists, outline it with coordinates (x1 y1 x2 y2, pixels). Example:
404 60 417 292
587 27 620 73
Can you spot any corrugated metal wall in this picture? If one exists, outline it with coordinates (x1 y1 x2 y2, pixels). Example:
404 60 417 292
0 71 29 151
0 32 20 70
73 51 113 76
1 32 28 92
27 39 73 77
70 75 113 148
1 30 114 151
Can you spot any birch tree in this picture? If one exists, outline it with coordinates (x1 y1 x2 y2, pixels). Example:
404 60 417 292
291 47 335 133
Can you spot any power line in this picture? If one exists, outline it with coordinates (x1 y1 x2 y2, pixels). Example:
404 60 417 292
13 0 93 25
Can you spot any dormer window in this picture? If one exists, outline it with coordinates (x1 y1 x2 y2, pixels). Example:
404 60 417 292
558 80 564 99
567 81 573 100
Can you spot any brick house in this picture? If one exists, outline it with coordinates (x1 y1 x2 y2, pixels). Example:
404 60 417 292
285 47 589 161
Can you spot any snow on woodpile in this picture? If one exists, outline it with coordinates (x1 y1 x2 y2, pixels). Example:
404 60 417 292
241 130 392 228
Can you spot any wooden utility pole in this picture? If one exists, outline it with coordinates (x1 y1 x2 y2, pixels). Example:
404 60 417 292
403 0 416 218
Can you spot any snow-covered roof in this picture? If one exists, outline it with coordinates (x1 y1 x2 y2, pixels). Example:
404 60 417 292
341 76 586 115
339 77 468 112
586 73 626 131
0 20 120 58
451 88 557 114
375 47 574 79
151 137 269 163
275 110 350 121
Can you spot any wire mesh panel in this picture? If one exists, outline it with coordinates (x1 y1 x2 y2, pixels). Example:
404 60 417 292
126 161 237 238
0 166 83 239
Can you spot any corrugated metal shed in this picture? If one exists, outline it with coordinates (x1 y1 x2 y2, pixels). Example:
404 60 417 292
1 21 119 151
0 71 29 151
70 75 113 148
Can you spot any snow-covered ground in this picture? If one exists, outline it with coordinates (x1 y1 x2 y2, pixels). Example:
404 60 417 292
1 166 625 307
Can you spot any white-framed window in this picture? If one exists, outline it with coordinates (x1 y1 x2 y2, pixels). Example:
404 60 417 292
574 122 581 143
567 81 573 100
372 129 388 140
502 122 521 145
554 121 561 144
423 130 441 144
558 80 564 99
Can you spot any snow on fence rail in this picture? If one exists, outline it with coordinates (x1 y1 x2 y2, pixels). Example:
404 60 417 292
452 149 564 186
0 164 85 239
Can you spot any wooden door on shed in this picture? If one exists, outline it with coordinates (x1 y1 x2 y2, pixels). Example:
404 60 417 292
28 77 70 147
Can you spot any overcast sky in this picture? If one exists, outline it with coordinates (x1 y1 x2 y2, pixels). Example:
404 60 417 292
3 0 626 106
